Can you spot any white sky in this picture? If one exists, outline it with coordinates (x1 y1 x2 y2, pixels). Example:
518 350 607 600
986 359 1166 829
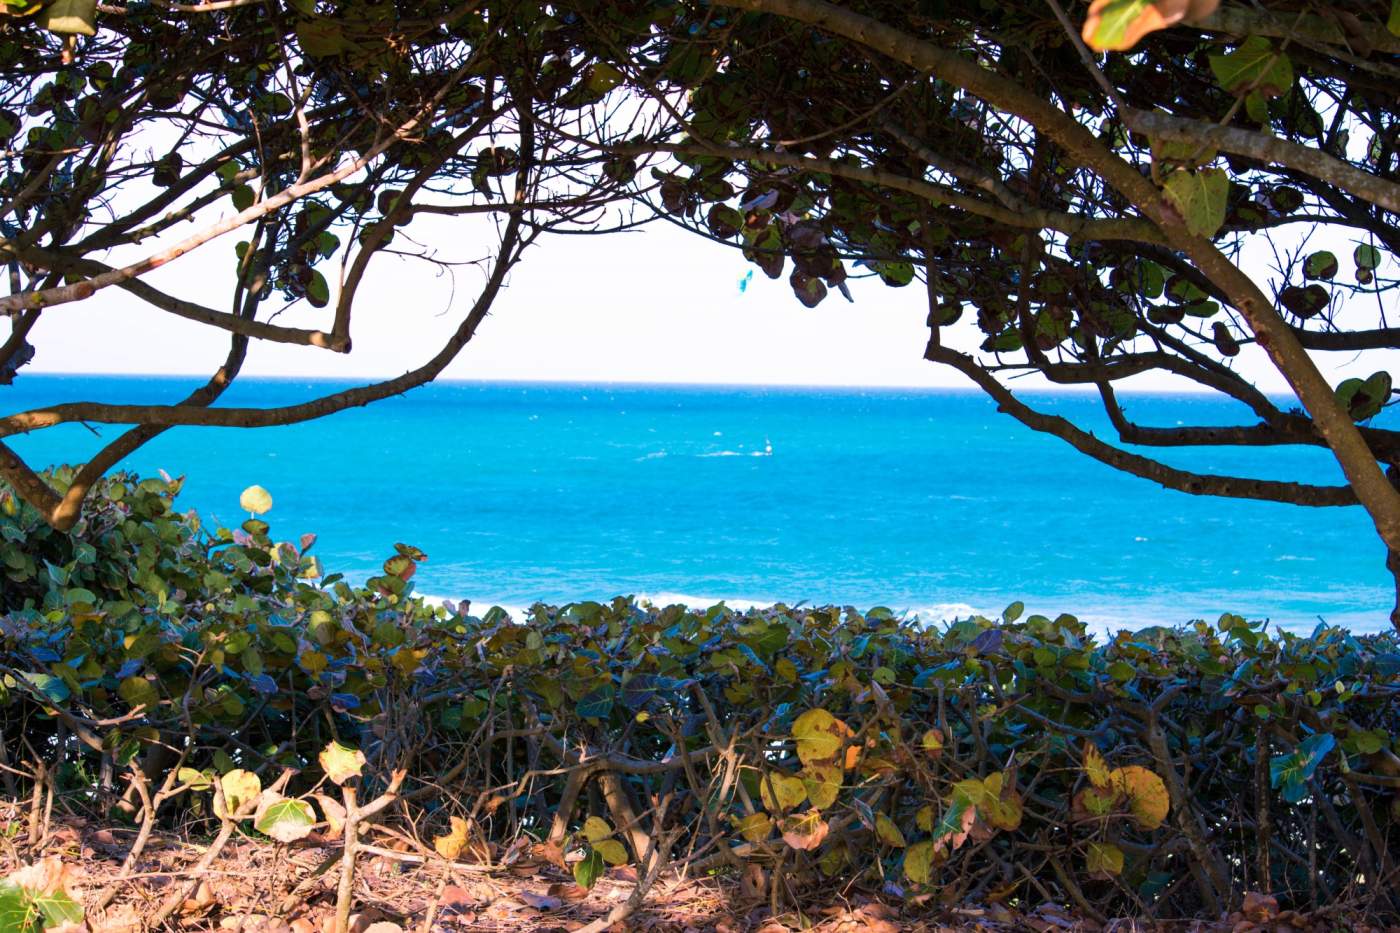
15 204 1392 395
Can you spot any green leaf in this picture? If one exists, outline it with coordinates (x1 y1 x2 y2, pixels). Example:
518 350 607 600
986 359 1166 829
306 270 330 308
1335 372 1392 422
19 673 68 705
1209 37 1293 97
177 767 212 791
759 772 808 812
117 675 158 711
254 795 316 843
1389 0 1399 37
585 63 624 96
1002 601 1024 623
573 848 605 889
1163 168 1229 238
576 684 614 720
1304 251 1338 281
1355 244 1382 272
1270 732 1335 803
231 185 256 211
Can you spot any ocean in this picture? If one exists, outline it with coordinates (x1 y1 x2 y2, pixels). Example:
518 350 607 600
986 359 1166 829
1 375 1391 633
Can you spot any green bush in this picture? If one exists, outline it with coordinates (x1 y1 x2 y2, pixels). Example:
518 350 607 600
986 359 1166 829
2 471 1399 921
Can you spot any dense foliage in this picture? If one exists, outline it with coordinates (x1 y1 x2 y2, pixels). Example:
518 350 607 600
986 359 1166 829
2 474 1399 925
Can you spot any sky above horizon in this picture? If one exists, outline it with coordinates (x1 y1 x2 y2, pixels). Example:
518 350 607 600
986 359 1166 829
13 204 1392 396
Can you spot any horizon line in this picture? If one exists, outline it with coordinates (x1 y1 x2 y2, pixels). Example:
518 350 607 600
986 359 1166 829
11 370 1293 399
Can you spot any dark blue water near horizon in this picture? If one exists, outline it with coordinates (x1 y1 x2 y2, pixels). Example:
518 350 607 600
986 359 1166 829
1 375 1389 632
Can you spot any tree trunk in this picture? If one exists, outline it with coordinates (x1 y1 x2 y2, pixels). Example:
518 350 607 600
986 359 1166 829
1387 549 1400 635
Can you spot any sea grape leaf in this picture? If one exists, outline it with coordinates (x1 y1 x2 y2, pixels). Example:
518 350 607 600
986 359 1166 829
1086 841 1125 877
239 485 273 515
581 816 613 843
1082 0 1219 52
1210 36 1293 97
254 794 316 843
1270 732 1335 803
792 708 849 766
903 840 935 884
1304 251 1338 281
39 0 97 36
734 812 773 843
801 763 842 810
318 741 365 785
1335 372 1391 422
779 810 828 850
875 813 906 847
215 769 261 819
20 673 69 705
1163 169 1228 238
759 772 808 812
573 848 605 889
1109 766 1170 830
434 816 470 859
595 839 629 866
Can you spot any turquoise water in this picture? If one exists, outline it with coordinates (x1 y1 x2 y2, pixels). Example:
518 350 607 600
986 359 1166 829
1 375 1390 631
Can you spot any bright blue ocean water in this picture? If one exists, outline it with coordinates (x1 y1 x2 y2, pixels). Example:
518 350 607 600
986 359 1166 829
1 375 1390 632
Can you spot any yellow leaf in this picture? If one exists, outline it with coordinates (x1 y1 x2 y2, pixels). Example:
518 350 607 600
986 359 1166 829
920 728 944 758
759 772 808 812
595 839 629 865
733 812 774 844
1083 742 1111 789
239 485 273 515
950 777 986 807
904 840 935 885
915 804 935 833
312 793 345 839
1110 765 1170 830
791 708 851 766
801 763 843 811
215 769 261 820
434 816 470 859
581 816 613 843
980 773 1024 832
1086 841 1125 877
875 813 907 847
318 741 365 785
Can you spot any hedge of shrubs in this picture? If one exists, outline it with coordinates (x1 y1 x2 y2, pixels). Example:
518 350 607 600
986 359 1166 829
2 470 1399 925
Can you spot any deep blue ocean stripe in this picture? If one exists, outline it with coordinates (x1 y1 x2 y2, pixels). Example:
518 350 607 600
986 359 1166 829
2 375 1388 632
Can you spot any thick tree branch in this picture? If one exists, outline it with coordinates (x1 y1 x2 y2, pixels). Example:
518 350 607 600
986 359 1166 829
927 344 1356 507
1125 108 1400 216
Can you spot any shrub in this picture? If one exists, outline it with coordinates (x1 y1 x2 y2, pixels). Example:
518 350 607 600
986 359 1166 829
2 471 1399 922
